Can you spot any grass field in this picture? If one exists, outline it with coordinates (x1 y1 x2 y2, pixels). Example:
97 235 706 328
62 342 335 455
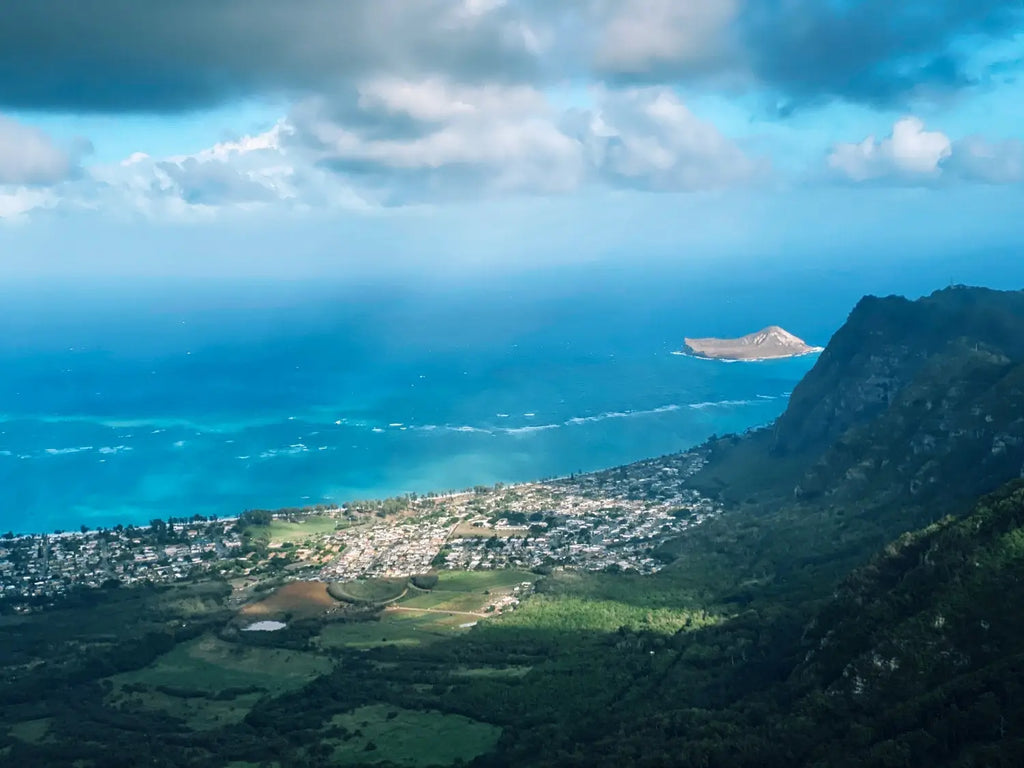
426 569 533 591
325 705 501 766
451 665 532 678
317 570 533 650
317 610 475 650
257 515 342 545
8 717 51 745
105 634 333 728
398 590 492 612
328 577 408 605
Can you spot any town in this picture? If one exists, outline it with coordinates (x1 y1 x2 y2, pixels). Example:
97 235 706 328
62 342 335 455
0 448 719 613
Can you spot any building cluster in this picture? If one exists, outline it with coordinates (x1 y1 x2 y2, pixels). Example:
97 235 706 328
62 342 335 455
320 520 455 580
441 502 712 574
0 520 244 610
318 448 719 579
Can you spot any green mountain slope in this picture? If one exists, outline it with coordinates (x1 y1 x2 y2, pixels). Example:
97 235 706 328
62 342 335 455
674 286 1024 606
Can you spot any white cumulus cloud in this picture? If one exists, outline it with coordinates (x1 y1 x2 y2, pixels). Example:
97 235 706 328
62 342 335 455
947 136 1024 185
592 0 739 75
827 117 952 183
574 87 765 191
0 114 77 185
827 117 1024 186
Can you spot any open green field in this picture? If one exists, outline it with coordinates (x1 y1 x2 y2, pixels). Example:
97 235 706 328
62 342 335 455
8 717 51 745
328 577 408 604
398 590 492 612
325 705 501 767
105 634 333 728
318 610 476 650
317 570 532 649
258 515 342 545
399 569 532 611
426 569 533 592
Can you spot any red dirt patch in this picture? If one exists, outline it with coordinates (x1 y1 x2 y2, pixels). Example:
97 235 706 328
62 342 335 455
240 581 339 621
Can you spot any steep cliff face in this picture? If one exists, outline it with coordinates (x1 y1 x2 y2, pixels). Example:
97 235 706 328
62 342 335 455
692 285 1024 550
771 287 1024 457
794 342 1024 507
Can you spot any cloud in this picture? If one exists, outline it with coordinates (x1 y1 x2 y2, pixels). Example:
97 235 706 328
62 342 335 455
80 124 375 218
0 1 541 113
287 80 764 201
3 80 762 219
591 0 739 76
828 117 952 183
0 188 57 219
570 88 765 191
740 0 1024 110
0 115 77 185
827 117 1023 186
947 136 1024 184
0 1 1021 114
287 79 586 202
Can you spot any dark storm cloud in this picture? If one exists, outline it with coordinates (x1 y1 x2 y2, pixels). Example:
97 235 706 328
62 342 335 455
740 0 1024 110
0 0 540 112
0 1 1020 114
589 0 1024 108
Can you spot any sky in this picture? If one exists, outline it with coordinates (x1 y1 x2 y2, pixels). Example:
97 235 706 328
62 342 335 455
1 1 1023 285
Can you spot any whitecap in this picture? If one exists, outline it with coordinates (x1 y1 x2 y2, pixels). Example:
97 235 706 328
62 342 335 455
258 444 309 459
688 399 753 410
501 424 560 435
44 446 94 456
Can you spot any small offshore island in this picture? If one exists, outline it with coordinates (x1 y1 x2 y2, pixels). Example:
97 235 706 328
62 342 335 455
682 325 823 361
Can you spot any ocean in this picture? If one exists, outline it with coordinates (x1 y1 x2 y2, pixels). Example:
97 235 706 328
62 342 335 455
0 263 905 533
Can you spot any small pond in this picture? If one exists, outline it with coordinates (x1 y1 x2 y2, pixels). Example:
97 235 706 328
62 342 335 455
242 620 288 632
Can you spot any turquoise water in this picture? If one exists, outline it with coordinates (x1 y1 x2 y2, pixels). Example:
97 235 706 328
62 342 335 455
0 272 836 533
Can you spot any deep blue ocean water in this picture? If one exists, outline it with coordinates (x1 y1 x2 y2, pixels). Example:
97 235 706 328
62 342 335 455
1 260 973 534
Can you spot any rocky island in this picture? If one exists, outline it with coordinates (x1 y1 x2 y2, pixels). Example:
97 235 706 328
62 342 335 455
682 325 823 361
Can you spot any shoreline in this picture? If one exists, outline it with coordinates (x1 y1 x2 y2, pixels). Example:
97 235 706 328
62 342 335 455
672 348 824 363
